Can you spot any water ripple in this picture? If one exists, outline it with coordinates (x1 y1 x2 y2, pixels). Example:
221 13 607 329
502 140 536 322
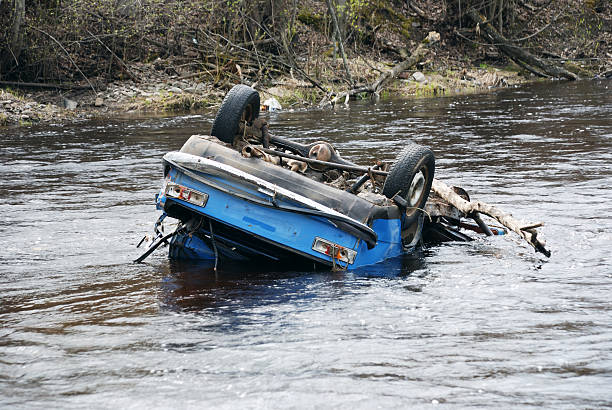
1 80 611 408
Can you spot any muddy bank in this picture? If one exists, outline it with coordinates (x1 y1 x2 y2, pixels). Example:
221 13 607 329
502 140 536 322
1 58 536 126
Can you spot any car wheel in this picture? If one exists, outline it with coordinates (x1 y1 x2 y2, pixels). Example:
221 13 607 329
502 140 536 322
211 84 260 143
383 143 435 224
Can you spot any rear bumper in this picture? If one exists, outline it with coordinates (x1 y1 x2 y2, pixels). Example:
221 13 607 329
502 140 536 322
157 149 420 269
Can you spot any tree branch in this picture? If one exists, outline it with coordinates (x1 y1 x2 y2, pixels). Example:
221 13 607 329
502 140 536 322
431 178 551 257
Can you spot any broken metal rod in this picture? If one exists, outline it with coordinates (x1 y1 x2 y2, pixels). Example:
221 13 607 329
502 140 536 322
134 229 179 263
471 212 494 236
347 164 382 193
256 147 389 176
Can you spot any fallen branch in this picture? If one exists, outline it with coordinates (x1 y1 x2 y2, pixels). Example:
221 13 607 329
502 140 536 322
467 10 578 80
515 58 550 78
408 1 437 21
431 178 551 257
235 37 275 49
320 31 439 107
0 80 93 90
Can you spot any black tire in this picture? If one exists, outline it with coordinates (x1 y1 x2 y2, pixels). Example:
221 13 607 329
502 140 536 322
211 84 260 143
383 143 435 223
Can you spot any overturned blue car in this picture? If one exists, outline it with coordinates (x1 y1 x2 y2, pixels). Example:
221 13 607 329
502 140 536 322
137 85 437 270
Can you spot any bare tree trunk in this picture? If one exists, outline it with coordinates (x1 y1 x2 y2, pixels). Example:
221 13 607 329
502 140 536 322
326 0 353 85
4 0 25 66
498 0 504 33
489 0 497 27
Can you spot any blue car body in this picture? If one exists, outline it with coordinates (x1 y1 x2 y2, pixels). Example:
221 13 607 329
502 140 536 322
154 136 423 270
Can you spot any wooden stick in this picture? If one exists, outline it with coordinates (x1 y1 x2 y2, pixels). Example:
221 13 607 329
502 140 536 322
431 178 551 257
521 222 544 230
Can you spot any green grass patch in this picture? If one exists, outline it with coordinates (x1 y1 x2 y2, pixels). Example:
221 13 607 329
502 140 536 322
162 95 211 112
277 88 323 107
414 82 446 97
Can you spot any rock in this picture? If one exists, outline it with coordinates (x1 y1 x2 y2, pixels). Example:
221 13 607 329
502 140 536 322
412 71 426 83
63 98 78 110
398 71 412 79
194 83 207 93
167 86 183 93
426 31 441 43
94 97 104 107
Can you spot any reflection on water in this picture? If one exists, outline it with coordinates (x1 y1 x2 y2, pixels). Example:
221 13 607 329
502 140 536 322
160 254 427 313
1 80 611 408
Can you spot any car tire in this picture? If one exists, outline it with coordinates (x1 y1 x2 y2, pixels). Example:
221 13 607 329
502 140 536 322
383 143 435 224
211 84 260 143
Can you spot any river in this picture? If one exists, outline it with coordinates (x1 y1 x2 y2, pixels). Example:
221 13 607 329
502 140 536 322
1 80 611 408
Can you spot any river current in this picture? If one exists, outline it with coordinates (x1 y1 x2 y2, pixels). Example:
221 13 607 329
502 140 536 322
1 80 611 408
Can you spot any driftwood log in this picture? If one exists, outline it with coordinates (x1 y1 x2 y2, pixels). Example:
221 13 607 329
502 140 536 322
320 31 440 107
467 10 579 81
431 178 551 257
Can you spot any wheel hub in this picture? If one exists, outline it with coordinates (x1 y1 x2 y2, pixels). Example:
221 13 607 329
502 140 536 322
407 170 426 207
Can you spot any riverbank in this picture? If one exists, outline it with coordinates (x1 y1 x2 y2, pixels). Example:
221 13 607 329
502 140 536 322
2 0 610 127
1 58 535 127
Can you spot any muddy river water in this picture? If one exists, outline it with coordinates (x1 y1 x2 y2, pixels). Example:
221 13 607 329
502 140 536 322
1 80 611 408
